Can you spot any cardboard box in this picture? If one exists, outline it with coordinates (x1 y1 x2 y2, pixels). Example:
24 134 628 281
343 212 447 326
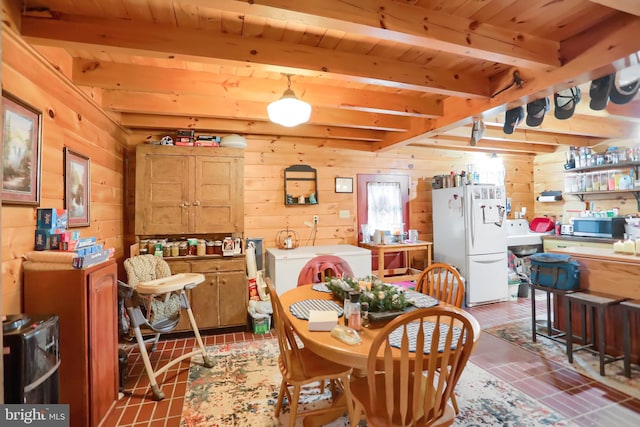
34 229 65 251
308 310 338 331
50 231 81 250
37 208 68 229
72 249 111 269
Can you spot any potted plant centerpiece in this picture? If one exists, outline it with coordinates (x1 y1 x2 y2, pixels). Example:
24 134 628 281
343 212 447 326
326 276 414 324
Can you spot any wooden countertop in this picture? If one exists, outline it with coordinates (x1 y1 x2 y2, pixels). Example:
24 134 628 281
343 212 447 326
550 246 640 264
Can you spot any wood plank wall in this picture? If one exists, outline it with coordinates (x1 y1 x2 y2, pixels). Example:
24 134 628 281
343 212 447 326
126 132 537 269
1 28 129 313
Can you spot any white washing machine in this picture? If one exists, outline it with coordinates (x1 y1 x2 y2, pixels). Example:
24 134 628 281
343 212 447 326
266 244 372 295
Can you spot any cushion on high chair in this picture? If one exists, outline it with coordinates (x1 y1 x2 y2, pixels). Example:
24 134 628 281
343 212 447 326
124 254 172 288
124 254 179 324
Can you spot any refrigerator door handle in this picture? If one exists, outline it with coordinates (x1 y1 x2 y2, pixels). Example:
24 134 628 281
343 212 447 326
473 257 505 264
469 193 475 247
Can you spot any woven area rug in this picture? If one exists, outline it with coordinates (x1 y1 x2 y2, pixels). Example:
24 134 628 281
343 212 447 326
484 319 640 400
181 338 577 426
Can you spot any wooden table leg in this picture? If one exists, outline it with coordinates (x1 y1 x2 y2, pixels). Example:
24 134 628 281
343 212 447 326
377 248 384 280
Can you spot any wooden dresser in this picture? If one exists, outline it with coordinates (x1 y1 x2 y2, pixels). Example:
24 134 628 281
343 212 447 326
23 260 118 427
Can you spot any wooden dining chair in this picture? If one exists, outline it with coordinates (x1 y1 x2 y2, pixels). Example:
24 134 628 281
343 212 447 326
413 262 466 413
265 277 353 427
414 263 465 309
348 306 477 427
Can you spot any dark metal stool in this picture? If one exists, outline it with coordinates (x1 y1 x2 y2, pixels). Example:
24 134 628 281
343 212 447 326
530 283 579 343
565 291 627 376
621 299 640 378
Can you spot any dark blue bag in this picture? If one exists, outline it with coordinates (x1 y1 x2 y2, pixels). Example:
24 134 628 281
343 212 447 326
529 253 581 290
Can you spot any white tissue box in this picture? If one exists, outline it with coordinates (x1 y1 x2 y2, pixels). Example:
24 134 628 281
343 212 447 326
308 310 338 331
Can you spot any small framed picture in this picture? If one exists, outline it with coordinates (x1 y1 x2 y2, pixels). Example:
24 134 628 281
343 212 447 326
64 148 91 227
1 91 42 206
335 177 353 193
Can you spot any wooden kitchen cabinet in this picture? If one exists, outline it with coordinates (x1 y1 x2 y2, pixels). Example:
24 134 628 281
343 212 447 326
135 145 244 236
165 257 248 331
23 261 118 427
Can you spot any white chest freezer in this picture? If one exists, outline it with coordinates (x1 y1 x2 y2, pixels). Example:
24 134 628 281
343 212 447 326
266 244 372 295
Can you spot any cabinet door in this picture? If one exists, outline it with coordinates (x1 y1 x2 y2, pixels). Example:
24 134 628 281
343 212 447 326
194 155 244 233
164 260 195 332
136 151 192 235
219 270 249 327
87 263 118 427
190 272 220 329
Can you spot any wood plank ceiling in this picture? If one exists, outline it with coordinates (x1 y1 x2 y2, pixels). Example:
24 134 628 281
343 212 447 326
14 0 640 154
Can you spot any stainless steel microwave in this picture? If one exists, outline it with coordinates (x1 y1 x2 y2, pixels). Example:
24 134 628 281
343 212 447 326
572 217 625 238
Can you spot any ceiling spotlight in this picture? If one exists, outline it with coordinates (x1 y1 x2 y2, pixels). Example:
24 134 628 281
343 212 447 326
267 74 312 127
470 119 485 146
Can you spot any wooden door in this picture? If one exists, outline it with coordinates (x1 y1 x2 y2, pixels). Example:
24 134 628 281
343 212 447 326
136 149 191 235
193 155 244 233
190 272 220 329
218 270 249 327
87 263 118 427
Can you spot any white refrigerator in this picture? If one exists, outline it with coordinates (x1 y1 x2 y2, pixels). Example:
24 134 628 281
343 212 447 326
432 184 508 306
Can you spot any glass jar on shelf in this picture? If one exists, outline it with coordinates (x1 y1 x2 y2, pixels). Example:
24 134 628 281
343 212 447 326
196 239 206 256
584 173 593 192
564 173 577 193
591 172 600 191
599 172 608 191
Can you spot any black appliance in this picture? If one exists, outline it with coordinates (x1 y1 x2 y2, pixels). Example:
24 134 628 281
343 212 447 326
572 216 625 238
3 314 60 403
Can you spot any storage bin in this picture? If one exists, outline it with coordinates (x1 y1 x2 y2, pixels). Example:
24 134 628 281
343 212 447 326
251 315 271 334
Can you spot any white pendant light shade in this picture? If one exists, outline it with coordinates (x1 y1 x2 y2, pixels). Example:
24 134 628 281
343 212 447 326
267 75 311 127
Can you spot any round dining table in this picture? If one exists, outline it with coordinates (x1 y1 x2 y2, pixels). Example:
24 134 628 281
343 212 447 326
280 284 481 373
279 284 481 427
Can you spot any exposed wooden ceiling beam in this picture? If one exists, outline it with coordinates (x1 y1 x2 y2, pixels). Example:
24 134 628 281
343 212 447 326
129 130 376 152
588 0 640 16
409 137 557 154
482 114 640 140
72 59 443 118
103 90 412 132
199 0 560 69
375 13 640 151
21 15 489 98
120 113 385 141
442 126 602 147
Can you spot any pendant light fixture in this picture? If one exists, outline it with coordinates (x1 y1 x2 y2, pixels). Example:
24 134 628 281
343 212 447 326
267 74 311 127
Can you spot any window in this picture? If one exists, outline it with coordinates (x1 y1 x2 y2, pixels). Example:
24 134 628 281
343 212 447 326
357 174 410 242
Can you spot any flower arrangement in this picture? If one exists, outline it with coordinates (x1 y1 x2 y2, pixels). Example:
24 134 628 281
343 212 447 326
326 276 412 313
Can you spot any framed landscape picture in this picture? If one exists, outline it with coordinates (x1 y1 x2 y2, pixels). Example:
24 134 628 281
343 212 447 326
64 148 90 227
1 91 42 205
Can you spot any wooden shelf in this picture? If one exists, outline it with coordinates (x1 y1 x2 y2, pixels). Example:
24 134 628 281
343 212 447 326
284 164 318 205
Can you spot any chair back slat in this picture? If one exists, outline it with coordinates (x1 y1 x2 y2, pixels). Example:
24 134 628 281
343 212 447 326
365 307 476 426
265 278 305 377
414 263 465 307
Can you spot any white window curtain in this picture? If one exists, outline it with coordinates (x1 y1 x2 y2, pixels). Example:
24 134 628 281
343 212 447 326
367 182 402 232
